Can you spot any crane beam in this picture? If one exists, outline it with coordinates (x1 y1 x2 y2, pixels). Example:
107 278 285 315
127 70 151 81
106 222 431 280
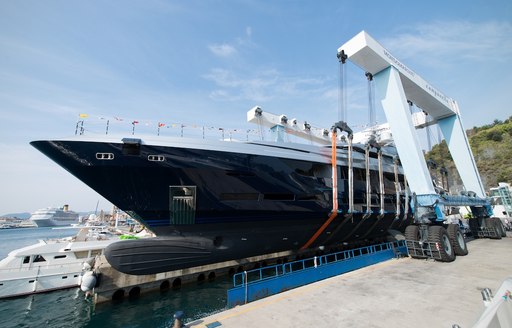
338 31 486 202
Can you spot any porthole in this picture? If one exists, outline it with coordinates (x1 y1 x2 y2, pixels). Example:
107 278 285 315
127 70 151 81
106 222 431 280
96 153 114 160
148 155 165 162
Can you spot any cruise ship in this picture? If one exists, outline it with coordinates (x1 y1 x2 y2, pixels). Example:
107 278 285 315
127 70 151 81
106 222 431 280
30 108 413 275
29 205 79 227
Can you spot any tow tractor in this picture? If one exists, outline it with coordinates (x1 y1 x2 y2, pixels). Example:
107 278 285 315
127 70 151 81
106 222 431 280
337 31 505 262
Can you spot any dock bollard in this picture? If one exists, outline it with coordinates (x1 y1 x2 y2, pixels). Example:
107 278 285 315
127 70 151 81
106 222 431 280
173 311 184 328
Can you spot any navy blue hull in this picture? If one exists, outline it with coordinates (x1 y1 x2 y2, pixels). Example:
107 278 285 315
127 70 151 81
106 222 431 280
31 138 412 274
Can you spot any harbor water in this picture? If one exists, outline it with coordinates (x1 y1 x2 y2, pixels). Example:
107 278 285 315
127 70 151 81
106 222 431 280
0 228 230 327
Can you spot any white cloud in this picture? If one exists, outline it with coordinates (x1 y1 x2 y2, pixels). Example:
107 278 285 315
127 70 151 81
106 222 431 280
383 20 512 63
208 43 238 57
204 68 276 101
203 68 330 103
208 26 256 58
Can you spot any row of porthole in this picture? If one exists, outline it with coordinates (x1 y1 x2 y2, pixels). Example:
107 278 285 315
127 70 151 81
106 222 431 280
95 153 165 161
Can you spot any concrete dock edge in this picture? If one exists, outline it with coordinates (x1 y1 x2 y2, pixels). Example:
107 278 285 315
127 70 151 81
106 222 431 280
191 236 512 328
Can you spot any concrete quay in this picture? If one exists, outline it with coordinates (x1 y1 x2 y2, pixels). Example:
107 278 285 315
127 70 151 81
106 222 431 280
92 249 296 303
192 236 512 328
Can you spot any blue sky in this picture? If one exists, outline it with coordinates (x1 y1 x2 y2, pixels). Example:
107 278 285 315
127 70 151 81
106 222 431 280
1 0 511 215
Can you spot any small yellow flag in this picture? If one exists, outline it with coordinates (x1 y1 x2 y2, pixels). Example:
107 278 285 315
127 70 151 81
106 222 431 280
79 113 89 118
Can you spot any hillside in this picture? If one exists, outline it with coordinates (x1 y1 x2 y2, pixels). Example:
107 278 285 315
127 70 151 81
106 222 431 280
425 116 512 193
1 212 31 220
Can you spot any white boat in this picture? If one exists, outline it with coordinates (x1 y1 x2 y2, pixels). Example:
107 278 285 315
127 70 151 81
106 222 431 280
0 227 122 299
29 205 79 227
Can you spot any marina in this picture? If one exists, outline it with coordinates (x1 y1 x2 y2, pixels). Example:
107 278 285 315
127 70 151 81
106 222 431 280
28 31 502 284
1 4 511 327
0 227 509 327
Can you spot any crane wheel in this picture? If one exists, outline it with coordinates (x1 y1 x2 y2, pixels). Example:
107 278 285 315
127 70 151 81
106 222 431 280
447 224 468 256
486 218 502 240
491 218 506 238
428 226 455 262
404 225 422 258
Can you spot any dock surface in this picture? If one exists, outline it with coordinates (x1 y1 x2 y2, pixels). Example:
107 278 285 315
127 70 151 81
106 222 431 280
192 236 511 328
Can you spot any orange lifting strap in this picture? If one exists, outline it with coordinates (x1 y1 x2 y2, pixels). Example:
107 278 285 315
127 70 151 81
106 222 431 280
300 131 339 250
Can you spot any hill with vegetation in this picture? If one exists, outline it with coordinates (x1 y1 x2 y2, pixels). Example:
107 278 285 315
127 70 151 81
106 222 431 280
425 116 512 193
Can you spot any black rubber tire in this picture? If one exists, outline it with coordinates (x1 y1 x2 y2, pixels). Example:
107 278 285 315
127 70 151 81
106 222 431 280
467 218 480 238
447 224 468 256
405 225 422 258
428 226 455 262
486 218 502 240
491 217 507 238
405 225 420 240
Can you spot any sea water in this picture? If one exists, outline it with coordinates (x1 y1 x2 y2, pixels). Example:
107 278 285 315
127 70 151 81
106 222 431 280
0 228 229 328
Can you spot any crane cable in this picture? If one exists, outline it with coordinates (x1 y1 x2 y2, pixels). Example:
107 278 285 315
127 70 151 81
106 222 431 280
366 72 375 128
300 50 350 250
378 149 385 218
363 144 372 219
337 50 348 123
394 156 401 219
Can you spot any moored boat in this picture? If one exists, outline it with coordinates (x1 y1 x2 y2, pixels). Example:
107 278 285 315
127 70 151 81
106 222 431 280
0 227 122 299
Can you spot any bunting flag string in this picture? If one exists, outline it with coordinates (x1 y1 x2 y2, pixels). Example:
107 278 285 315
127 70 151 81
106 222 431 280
74 113 268 140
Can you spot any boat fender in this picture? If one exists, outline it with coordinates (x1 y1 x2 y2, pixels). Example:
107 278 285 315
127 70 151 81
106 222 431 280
80 271 97 292
173 311 184 328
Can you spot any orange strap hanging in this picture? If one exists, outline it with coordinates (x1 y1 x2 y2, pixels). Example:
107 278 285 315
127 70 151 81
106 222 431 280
300 131 339 250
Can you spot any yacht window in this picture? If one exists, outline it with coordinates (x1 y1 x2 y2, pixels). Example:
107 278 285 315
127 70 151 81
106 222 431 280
62 276 68 279
297 194 321 201
96 153 114 160
23 256 30 264
148 155 165 162
33 255 46 263
263 193 295 201
54 255 67 259
221 193 259 201
74 251 89 259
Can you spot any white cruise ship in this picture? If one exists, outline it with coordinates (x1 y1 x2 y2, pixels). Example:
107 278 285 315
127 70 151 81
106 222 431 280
29 205 79 227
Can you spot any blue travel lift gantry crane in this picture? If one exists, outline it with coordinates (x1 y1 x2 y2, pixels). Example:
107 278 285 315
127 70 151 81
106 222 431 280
338 31 504 262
